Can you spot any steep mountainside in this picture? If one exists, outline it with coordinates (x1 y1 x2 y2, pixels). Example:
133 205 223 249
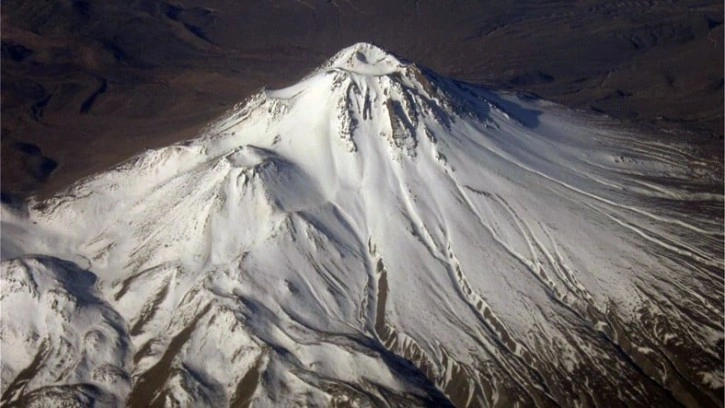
2 44 722 407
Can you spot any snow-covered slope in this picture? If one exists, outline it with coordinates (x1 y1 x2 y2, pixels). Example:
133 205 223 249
2 43 722 407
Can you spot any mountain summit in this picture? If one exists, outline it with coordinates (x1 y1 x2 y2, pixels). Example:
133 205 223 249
325 43 408 75
2 43 722 407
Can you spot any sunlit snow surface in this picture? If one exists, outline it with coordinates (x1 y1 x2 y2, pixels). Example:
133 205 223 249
2 43 723 407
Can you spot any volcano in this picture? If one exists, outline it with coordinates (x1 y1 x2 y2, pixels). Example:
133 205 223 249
1 43 722 407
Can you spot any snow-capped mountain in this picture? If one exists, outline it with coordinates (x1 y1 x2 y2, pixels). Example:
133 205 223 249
2 43 722 407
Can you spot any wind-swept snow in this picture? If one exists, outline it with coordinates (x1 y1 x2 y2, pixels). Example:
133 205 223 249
2 43 722 407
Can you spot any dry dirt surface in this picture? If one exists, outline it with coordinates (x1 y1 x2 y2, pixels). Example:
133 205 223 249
2 0 723 199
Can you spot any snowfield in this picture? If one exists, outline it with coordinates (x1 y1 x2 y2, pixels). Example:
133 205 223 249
2 43 722 407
